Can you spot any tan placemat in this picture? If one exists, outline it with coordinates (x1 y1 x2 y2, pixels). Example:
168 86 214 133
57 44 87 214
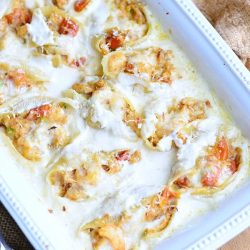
193 0 250 69
0 202 33 250
220 228 250 250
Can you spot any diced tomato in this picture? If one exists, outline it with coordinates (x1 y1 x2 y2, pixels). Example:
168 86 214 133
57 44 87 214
5 8 32 26
106 35 124 51
202 172 217 187
74 0 90 12
174 176 190 188
216 137 229 161
115 150 130 161
58 18 79 36
8 69 31 87
25 104 52 121
160 186 177 200
70 57 86 68
201 166 221 187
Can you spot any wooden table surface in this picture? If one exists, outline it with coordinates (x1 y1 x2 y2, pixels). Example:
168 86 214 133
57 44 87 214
220 228 250 250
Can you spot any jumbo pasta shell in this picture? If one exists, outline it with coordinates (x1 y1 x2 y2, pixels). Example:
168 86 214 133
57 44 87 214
0 96 81 168
102 47 175 84
169 129 249 196
94 4 152 55
0 61 48 106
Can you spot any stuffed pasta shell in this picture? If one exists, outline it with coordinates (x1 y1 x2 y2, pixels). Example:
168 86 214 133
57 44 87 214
69 79 142 140
0 62 47 105
102 48 177 84
170 126 249 196
3 3 87 69
95 0 151 55
48 148 141 201
80 186 179 249
0 96 81 166
141 97 212 151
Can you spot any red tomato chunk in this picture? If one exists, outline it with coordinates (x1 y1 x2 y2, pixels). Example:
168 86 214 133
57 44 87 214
58 18 79 37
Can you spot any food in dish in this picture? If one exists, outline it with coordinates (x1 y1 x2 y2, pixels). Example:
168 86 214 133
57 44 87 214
0 96 80 165
48 148 141 201
0 0 249 249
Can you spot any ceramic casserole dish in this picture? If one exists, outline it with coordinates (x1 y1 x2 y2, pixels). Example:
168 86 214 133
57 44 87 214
0 0 250 249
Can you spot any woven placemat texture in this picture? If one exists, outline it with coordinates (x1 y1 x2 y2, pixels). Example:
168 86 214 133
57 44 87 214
193 0 250 69
0 202 33 250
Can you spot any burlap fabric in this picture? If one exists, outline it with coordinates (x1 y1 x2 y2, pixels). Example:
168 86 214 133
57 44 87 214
0 203 33 250
193 0 250 69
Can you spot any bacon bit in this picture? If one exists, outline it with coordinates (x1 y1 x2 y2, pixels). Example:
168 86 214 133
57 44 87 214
205 100 212 108
62 206 66 212
174 176 191 188
230 149 241 174
58 18 79 36
70 56 86 68
5 8 32 26
48 209 53 213
8 69 32 87
115 150 130 161
124 63 134 73
156 49 166 62
230 148 241 174
216 137 229 161
25 104 52 121
74 0 90 12
102 164 110 172
230 160 237 174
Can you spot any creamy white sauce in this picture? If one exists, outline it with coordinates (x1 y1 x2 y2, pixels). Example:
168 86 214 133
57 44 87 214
27 9 54 46
25 0 45 8
141 96 171 139
82 88 137 140
0 0 11 18
175 117 221 172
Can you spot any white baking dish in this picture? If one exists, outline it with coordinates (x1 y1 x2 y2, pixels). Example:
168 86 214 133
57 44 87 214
0 0 250 249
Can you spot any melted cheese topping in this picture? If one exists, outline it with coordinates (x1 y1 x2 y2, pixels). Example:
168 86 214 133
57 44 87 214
0 1 249 250
27 8 54 46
